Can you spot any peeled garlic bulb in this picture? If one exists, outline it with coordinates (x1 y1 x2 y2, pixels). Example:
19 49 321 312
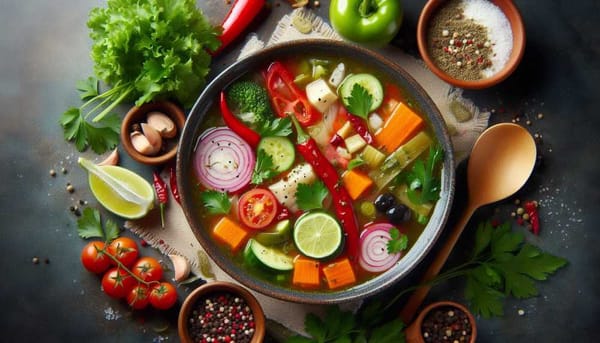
147 111 177 139
140 123 163 155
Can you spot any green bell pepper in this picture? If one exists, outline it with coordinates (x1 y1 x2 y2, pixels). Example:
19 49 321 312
329 0 403 45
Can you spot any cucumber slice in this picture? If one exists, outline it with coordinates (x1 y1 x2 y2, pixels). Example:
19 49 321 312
258 136 295 172
244 239 293 271
255 219 291 245
339 73 384 112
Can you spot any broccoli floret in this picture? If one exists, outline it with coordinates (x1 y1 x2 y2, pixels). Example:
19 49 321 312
226 80 273 125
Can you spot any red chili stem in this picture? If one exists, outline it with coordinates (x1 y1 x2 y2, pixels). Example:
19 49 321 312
290 116 360 262
347 114 374 144
220 91 261 148
153 172 168 228
211 0 266 56
169 166 181 205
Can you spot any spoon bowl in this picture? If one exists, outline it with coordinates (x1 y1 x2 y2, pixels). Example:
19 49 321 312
400 123 536 323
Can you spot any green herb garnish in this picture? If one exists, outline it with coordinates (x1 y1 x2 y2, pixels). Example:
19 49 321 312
347 156 366 170
251 149 278 184
77 207 119 242
295 180 329 212
257 117 293 137
387 228 408 254
200 190 231 215
345 83 373 119
404 144 443 205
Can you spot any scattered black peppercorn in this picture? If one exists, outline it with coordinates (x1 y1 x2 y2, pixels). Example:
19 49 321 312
421 305 472 343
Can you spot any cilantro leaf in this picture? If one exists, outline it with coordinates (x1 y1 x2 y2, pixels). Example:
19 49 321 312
344 83 373 119
200 190 231 215
257 117 292 137
347 157 365 170
465 273 506 318
387 228 408 254
405 144 443 205
368 318 405 343
296 181 329 211
59 107 120 154
76 76 99 101
77 207 119 242
251 149 279 184
304 313 326 342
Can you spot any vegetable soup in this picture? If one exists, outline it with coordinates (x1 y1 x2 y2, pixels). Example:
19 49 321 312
189 55 444 292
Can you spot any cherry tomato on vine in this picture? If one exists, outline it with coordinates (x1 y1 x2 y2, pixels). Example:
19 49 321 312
101 267 137 299
81 241 111 274
149 282 178 310
238 188 278 229
127 284 150 310
132 257 163 283
107 237 139 267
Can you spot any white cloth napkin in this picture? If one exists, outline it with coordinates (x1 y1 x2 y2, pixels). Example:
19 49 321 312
126 7 490 336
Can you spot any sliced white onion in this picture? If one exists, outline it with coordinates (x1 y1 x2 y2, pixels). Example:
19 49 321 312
359 222 401 273
193 127 255 193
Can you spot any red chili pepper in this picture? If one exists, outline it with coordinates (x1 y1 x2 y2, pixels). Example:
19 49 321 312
338 105 374 144
153 172 168 228
290 115 360 262
524 201 540 235
220 91 261 148
329 133 345 147
169 166 181 205
265 61 320 126
211 0 266 56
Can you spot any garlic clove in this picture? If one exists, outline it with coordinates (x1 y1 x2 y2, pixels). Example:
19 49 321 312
131 131 158 156
98 148 119 166
168 254 191 282
147 111 177 139
141 123 163 155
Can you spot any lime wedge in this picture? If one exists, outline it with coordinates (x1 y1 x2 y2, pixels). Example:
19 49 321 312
293 212 343 260
78 157 154 219
255 219 291 246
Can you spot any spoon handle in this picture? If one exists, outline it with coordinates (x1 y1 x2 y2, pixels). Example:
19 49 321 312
400 204 476 324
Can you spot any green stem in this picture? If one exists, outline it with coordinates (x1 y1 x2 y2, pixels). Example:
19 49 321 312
97 244 157 287
92 86 134 123
358 0 377 17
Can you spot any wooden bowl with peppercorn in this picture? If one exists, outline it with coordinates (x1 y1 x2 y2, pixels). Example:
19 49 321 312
178 281 266 343
405 300 477 343
121 100 186 165
417 0 525 89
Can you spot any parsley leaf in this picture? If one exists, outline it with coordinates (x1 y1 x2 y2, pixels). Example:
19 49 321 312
257 117 292 137
295 181 329 211
386 228 408 254
200 190 231 215
59 107 120 154
77 207 119 242
251 149 279 184
76 76 99 101
344 83 373 119
405 144 444 205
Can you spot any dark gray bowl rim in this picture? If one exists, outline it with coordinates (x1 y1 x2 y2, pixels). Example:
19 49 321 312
177 39 455 304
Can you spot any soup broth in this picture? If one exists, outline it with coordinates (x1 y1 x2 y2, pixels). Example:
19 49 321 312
190 55 443 292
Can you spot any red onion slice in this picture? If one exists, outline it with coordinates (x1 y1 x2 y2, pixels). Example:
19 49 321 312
359 222 402 273
193 127 255 193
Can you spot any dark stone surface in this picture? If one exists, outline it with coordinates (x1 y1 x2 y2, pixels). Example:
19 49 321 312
0 0 597 342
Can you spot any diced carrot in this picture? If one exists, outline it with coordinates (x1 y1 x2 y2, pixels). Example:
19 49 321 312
342 169 373 200
292 257 321 288
322 257 357 289
375 102 425 154
212 216 249 252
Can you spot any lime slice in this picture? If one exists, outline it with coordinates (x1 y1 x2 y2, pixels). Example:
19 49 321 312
293 212 343 259
244 239 293 271
78 157 154 219
255 219 291 246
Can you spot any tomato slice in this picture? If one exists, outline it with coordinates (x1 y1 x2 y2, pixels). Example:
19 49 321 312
238 188 278 229
266 61 320 126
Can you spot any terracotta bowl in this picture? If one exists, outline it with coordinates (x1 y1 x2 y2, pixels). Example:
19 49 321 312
177 39 455 304
178 281 265 343
417 0 525 89
120 100 186 165
405 301 477 343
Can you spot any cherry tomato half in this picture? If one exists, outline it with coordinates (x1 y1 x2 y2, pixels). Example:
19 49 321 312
101 267 138 299
132 257 163 283
127 284 150 310
149 282 178 310
238 188 278 229
81 241 111 274
107 237 139 268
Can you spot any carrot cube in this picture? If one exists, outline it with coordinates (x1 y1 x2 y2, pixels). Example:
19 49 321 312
212 216 249 252
322 258 357 289
375 102 425 154
292 257 321 288
342 169 374 200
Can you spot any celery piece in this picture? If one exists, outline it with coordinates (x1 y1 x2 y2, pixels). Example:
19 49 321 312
394 184 434 218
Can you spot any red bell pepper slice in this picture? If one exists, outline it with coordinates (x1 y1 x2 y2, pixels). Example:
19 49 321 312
220 91 261 148
265 61 320 126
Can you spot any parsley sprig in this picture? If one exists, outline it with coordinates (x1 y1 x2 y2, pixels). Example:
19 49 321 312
403 144 444 205
387 228 408 254
295 181 329 212
200 190 231 215
251 149 279 184
344 83 373 119
77 207 120 242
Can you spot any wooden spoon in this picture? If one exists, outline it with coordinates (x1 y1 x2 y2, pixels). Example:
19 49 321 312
400 123 537 323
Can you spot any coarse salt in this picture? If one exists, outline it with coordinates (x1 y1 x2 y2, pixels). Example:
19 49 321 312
461 0 513 77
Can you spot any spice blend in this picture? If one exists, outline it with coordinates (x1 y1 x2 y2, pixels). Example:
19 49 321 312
421 305 473 342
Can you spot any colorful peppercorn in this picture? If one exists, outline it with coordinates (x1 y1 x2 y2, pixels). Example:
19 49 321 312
421 306 472 342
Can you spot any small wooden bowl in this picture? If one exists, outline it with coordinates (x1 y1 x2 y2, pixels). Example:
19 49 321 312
405 301 477 343
178 281 266 343
417 0 525 89
120 100 186 165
